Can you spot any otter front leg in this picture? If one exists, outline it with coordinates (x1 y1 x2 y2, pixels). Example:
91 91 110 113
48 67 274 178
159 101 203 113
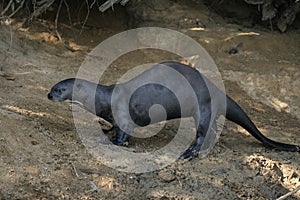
111 107 134 146
111 115 134 145
112 127 131 145
99 126 131 145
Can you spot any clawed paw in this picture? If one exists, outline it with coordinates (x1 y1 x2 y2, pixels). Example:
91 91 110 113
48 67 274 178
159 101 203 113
112 139 122 145
180 149 199 160
112 139 129 146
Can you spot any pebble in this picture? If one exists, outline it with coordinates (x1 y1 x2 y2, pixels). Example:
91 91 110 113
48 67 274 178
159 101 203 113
158 170 176 183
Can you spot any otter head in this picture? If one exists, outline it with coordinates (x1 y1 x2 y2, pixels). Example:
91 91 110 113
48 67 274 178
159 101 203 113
48 78 75 102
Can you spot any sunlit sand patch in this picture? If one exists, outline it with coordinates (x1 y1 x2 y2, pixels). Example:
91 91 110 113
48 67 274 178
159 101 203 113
2 105 73 123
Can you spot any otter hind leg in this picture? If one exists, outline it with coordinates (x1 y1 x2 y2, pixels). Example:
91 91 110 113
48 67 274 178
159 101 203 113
180 105 211 159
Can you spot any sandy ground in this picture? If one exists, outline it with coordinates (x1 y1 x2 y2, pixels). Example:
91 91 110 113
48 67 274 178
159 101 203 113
0 2 299 199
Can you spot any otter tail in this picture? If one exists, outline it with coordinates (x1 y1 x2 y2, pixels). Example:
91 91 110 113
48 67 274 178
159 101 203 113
225 96 300 152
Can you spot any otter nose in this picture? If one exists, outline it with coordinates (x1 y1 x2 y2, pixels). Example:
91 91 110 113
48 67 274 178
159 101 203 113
48 93 53 100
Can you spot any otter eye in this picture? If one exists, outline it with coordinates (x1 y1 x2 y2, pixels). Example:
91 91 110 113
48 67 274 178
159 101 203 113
61 88 66 92
54 88 62 94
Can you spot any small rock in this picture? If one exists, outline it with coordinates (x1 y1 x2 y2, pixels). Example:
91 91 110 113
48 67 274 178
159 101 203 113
210 167 230 176
31 140 39 145
5 75 15 81
228 43 243 55
272 164 283 180
158 170 176 183
0 72 15 81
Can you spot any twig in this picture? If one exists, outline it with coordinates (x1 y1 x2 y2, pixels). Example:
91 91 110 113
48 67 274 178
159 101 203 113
80 0 90 35
0 0 25 19
63 0 76 40
99 0 120 12
71 162 81 178
54 0 63 40
120 0 129 6
77 1 86 24
8 0 25 18
90 0 97 9
23 0 56 28
8 20 12 52
276 185 300 200
0 0 13 16
63 0 73 29
89 181 101 193
36 0 51 6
